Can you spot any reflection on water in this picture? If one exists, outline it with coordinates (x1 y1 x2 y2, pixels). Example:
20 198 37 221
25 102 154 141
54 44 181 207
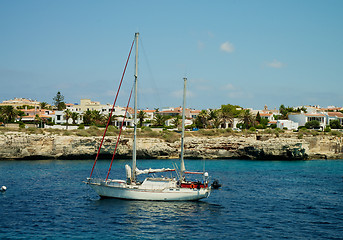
93 198 222 215
90 198 224 238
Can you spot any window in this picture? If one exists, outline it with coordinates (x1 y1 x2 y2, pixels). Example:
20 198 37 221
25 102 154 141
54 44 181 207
308 117 324 123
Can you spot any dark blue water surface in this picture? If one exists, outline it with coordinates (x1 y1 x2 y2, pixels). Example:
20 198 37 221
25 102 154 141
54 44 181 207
1 159 343 239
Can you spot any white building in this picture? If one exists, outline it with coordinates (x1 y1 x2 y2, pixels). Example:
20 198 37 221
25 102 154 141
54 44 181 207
276 120 299 130
0 98 41 109
259 113 275 121
288 113 327 129
222 118 240 129
52 110 83 125
325 112 343 128
165 118 193 127
142 109 155 121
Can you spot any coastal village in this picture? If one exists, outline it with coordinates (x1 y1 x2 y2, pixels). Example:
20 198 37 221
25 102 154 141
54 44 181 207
0 97 342 131
2 2 343 239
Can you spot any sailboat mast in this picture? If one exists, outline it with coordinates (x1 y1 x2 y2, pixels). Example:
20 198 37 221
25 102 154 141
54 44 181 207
180 77 187 176
132 32 139 182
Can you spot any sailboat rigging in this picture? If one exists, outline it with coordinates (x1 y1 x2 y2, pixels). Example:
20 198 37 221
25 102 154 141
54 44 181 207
86 33 211 201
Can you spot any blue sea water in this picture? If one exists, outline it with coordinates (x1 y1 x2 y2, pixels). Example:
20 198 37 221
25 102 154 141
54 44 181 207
0 159 343 239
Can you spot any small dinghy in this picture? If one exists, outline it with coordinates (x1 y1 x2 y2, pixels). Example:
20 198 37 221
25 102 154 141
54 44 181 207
211 180 221 189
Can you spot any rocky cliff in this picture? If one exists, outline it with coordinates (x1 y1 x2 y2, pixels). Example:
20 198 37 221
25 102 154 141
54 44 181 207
0 132 342 160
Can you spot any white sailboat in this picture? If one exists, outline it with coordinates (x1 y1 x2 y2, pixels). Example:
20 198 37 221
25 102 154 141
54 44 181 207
86 33 211 201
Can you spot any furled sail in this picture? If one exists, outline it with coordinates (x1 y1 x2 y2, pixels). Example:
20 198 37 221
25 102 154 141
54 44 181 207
135 167 175 175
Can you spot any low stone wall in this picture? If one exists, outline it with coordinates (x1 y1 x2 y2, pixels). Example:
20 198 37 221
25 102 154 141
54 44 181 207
0 132 342 160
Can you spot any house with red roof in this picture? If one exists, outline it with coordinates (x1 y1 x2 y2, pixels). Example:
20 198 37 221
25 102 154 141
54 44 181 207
259 112 274 121
17 108 54 123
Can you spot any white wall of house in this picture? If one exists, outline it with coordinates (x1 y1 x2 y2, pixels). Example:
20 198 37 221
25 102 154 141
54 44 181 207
45 125 90 130
165 118 192 127
276 120 298 130
288 114 307 127
143 111 154 120
222 118 240 129
304 106 321 114
113 117 133 128
288 113 326 129
306 115 326 128
52 110 83 125
326 115 343 127
260 114 274 121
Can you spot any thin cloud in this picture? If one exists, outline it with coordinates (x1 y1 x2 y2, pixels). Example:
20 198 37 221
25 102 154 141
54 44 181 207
266 59 285 68
171 89 194 99
221 83 253 99
220 41 234 53
223 83 235 90
198 41 205 50
228 91 254 99
190 78 214 91
207 31 215 38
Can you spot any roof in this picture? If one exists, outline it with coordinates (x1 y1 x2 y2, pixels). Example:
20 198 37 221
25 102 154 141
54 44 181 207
161 110 181 114
320 107 342 111
327 112 343 118
190 110 201 113
259 113 272 116
305 113 325 117
21 114 52 119
142 109 156 113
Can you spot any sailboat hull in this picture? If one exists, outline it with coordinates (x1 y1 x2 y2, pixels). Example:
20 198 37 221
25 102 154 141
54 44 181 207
88 181 210 201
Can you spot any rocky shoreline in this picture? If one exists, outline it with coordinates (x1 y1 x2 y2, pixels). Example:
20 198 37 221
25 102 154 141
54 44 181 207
0 132 342 160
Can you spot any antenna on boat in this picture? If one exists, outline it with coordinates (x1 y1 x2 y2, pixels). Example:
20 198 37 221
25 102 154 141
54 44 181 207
132 32 139 183
180 77 187 178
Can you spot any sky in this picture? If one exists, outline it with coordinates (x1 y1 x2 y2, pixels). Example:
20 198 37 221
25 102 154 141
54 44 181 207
1 0 343 110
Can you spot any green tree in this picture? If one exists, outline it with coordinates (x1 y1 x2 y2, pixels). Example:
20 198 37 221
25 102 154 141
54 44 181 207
279 104 304 119
171 115 181 128
83 110 92 125
324 126 331 132
329 119 341 129
220 104 242 118
40 102 49 109
17 110 25 122
91 110 104 125
220 104 243 129
279 104 291 119
195 110 209 129
239 109 255 129
71 112 80 124
256 111 261 123
0 106 17 124
53 91 66 110
260 118 269 128
208 109 222 128
103 113 115 127
153 113 166 127
305 120 320 129
64 109 72 129
34 114 42 127
138 110 147 127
